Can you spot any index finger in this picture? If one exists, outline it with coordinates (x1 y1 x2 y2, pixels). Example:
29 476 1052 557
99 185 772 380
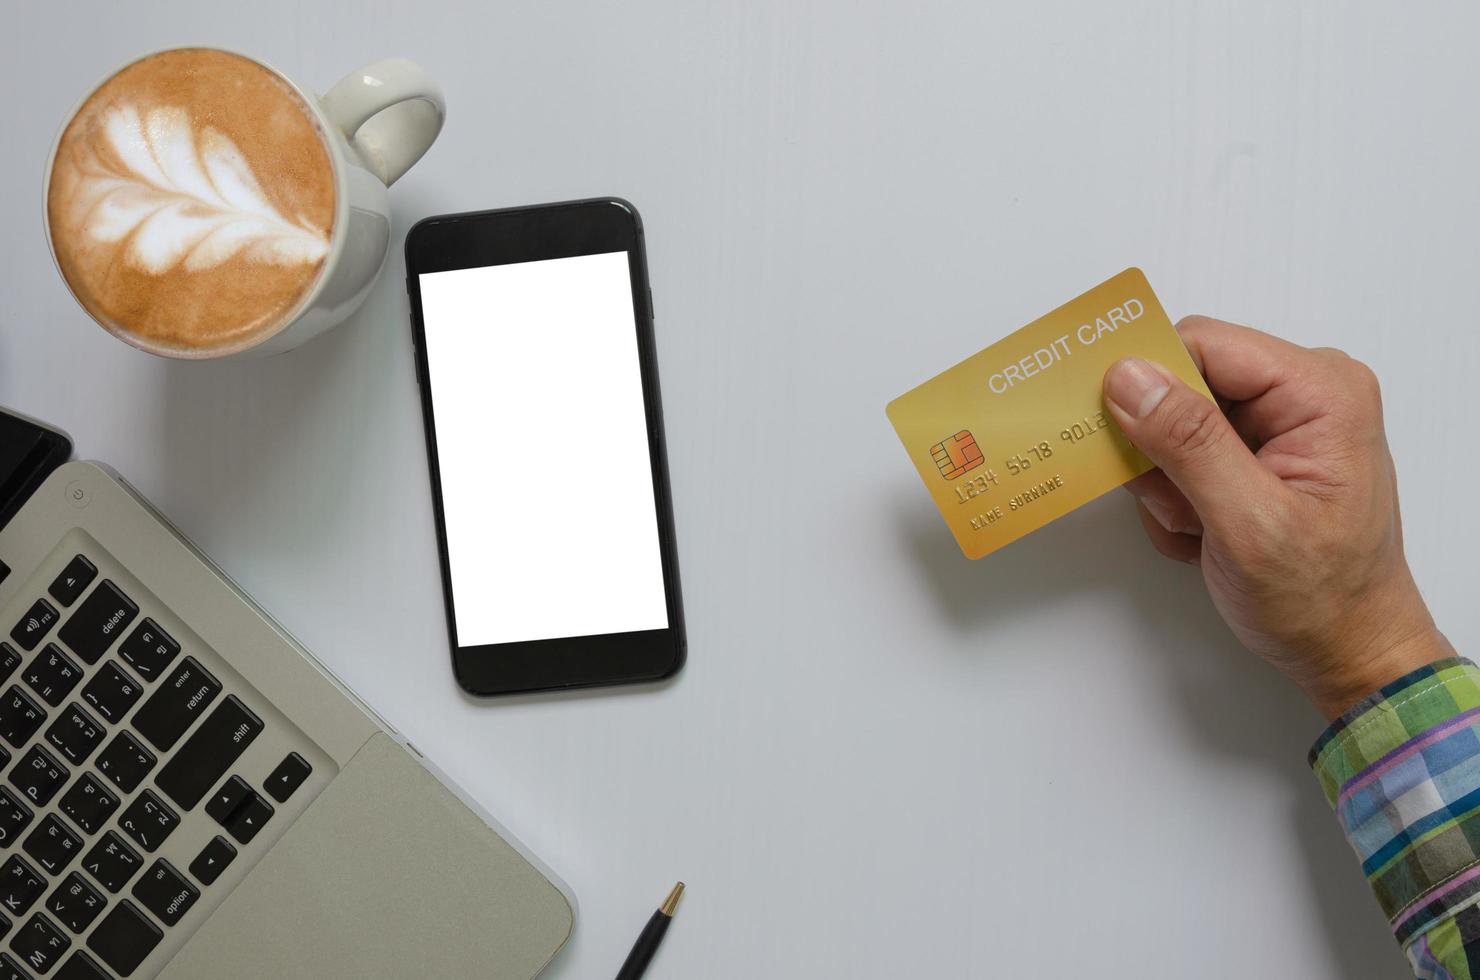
1174 315 1310 403
1175 315 1346 450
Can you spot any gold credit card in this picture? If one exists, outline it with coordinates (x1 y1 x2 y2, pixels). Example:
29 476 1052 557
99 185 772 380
886 268 1211 559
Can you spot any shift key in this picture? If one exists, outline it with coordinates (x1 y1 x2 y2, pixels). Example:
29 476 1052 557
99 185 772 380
132 658 221 752
155 697 262 810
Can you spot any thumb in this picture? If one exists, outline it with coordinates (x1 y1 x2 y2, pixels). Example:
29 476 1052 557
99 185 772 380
1103 357 1280 525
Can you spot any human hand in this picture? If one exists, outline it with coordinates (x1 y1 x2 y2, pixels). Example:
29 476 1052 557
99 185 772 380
1102 317 1454 720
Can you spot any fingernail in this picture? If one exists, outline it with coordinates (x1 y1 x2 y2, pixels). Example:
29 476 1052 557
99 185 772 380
1140 497 1204 537
1140 496 1177 533
1105 358 1171 419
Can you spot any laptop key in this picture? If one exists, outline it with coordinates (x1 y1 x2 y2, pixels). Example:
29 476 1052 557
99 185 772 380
46 558 97 609
117 790 177 853
188 836 235 887
115 621 178 683
224 792 273 846
54 951 110 980
131 860 197 927
57 776 117 837
8 747 69 807
0 645 20 686
0 953 28 980
9 599 58 653
23 815 83 875
9 913 68 975
155 696 262 810
131 658 220 753
79 663 141 726
93 734 153 796
45 706 104 766
265 752 312 803
0 857 46 917
85 901 160 977
56 582 137 666
0 789 33 848
45 875 104 935
53 953 108 980
22 645 82 707
0 688 46 748
80 833 141 895
204 776 252 826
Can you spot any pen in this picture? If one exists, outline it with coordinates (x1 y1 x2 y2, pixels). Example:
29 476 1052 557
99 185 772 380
614 882 685 979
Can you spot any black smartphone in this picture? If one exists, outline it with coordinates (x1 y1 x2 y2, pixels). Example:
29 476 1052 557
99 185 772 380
0 408 73 532
405 198 685 696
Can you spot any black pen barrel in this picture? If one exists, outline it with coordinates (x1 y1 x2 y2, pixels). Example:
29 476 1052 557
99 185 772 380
614 910 672 980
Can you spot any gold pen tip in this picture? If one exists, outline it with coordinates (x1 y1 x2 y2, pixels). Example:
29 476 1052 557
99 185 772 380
660 882 685 917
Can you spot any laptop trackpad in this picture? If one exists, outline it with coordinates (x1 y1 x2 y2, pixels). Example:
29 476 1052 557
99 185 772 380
159 732 573 979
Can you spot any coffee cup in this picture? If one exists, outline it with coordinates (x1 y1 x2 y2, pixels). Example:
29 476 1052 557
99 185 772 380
43 46 445 359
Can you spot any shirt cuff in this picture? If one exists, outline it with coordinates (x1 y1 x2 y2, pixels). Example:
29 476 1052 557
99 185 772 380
1309 656 1480 948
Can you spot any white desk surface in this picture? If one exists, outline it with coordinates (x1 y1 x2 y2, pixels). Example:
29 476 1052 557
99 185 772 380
4 4 1477 977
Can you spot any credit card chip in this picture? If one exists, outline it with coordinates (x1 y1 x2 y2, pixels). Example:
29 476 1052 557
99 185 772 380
930 430 983 480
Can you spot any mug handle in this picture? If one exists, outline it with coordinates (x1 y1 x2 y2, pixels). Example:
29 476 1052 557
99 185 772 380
320 58 445 187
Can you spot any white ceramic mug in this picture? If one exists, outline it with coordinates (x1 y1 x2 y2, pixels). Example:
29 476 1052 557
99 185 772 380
43 47 446 358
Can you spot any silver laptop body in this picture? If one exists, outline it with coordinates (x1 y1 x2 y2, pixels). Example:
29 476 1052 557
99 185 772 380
0 461 573 979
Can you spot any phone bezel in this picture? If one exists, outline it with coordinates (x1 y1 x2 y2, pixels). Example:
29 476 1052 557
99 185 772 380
404 198 686 696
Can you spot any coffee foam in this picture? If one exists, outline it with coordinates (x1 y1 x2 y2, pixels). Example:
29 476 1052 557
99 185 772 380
83 105 330 273
47 49 337 355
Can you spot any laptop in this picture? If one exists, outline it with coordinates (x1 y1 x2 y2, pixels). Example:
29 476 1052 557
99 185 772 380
0 410 574 979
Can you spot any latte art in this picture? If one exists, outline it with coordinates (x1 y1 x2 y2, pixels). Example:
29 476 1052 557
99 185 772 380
47 49 337 355
70 104 330 275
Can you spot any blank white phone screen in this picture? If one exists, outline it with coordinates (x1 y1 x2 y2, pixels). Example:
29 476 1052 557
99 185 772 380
418 251 669 647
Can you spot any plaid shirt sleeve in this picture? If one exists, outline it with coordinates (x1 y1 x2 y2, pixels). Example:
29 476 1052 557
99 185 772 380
1310 657 1480 979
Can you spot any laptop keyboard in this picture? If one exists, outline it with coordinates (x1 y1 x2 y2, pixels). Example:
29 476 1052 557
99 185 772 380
0 541 330 979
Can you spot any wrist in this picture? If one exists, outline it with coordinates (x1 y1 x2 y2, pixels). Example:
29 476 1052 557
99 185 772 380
1304 624 1457 721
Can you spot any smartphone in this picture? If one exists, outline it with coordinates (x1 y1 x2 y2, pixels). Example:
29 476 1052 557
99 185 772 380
0 408 73 532
404 199 685 696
